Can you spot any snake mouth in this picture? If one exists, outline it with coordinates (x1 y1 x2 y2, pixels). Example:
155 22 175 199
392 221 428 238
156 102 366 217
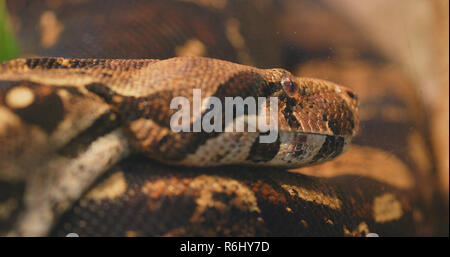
258 131 352 168
170 130 352 168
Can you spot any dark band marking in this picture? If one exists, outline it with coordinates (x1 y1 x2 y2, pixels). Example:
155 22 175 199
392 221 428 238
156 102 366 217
57 86 84 97
85 82 117 103
25 58 70 70
327 118 341 135
312 135 345 162
282 96 300 128
25 58 153 71
346 90 358 100
58 110 122 158
264 82 281 97
247 133 280 162
328 114 355 135
25 58 105 70
3 81 65 134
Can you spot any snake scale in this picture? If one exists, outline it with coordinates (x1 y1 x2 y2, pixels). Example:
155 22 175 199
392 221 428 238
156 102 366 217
0 0 445 236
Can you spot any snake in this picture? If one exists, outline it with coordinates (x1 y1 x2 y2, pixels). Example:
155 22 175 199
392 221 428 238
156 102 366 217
0 56 358 236
0 0 444 236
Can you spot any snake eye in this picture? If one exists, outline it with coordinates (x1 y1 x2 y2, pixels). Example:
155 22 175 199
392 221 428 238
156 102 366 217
281 75 298 97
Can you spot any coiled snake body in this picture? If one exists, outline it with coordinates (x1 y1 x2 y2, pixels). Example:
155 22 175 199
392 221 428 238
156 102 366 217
0 0 442 236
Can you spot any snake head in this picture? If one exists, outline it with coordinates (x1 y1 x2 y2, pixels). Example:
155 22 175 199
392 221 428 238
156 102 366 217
248 68 360 167
263 69 359 138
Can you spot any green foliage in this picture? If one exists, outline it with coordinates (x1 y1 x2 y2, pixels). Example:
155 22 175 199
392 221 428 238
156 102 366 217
0 0 19 62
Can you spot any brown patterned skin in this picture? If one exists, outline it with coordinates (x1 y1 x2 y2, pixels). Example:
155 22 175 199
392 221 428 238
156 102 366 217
52 156 417 237
0 56 358 236
3 0 443 236
49 58 438 237
0 56 358 164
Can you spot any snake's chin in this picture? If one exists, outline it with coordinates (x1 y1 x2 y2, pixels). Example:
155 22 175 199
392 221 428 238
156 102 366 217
253 131 352 168
166 130 352 168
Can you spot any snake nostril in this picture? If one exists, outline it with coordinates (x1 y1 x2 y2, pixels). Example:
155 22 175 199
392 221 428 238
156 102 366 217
346 90 358 101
